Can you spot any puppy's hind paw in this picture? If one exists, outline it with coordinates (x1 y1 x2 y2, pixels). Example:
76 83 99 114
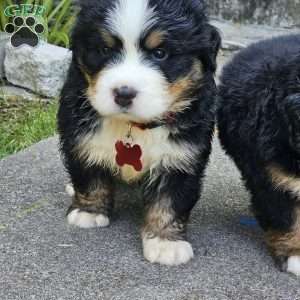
65 183 75 197
287 256 300 277
143 237 194 266
67 209 110 229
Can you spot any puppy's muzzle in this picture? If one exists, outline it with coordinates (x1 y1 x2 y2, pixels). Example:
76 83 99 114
113 86 137 108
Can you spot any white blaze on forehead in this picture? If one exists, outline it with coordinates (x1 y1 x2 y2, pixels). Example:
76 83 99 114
89 0 171 121
107 0 156 48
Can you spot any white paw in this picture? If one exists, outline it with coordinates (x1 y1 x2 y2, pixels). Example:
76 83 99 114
143 237 194 266
65 183 75 197
67 209 110 229
287 256 300 276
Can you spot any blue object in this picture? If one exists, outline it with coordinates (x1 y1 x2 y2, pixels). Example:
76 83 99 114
239 216 258 227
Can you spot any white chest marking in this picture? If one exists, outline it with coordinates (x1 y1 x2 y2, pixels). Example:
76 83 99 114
76 119 198 182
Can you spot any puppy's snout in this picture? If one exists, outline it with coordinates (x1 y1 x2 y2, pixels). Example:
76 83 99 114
113 86 137 108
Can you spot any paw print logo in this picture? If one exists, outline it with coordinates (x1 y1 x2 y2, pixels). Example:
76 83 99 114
4 16 45 48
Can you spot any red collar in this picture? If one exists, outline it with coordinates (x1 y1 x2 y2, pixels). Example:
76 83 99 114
130 112 176 131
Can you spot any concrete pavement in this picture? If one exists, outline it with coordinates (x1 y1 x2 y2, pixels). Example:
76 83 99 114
1 137 300 300
1 21 300 300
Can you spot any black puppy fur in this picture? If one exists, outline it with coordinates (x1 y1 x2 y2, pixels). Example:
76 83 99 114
58 0 220 265
218 34 300 274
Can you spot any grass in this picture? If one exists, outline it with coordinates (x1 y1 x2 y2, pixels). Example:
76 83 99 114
0 0 74 157
0 98 58 159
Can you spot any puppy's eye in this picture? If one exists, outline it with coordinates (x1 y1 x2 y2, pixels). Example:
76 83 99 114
151 48 168 61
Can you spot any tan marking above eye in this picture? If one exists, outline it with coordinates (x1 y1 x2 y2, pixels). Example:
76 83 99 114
145 30 166 49
99 29 116 48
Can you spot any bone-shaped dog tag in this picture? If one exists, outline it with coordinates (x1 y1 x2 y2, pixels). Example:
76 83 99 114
115 141 143 172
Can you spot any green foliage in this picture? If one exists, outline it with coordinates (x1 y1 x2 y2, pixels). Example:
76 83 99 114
0 97 58 159
0 0 77 48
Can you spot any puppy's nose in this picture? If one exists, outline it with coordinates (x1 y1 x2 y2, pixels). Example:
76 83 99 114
113 86 137 108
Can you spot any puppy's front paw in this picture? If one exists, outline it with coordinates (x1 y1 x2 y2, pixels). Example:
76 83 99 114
143 237 194 266
67 209 110 229
287 256 300 276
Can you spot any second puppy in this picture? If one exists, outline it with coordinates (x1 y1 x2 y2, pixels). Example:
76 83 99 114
218 34 300 275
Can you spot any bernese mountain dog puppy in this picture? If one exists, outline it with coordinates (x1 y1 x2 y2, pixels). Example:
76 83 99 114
218 34 300 276
58 0 220 265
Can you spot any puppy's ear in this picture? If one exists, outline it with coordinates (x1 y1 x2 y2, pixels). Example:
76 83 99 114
201 24 221 73
186 1 221 72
